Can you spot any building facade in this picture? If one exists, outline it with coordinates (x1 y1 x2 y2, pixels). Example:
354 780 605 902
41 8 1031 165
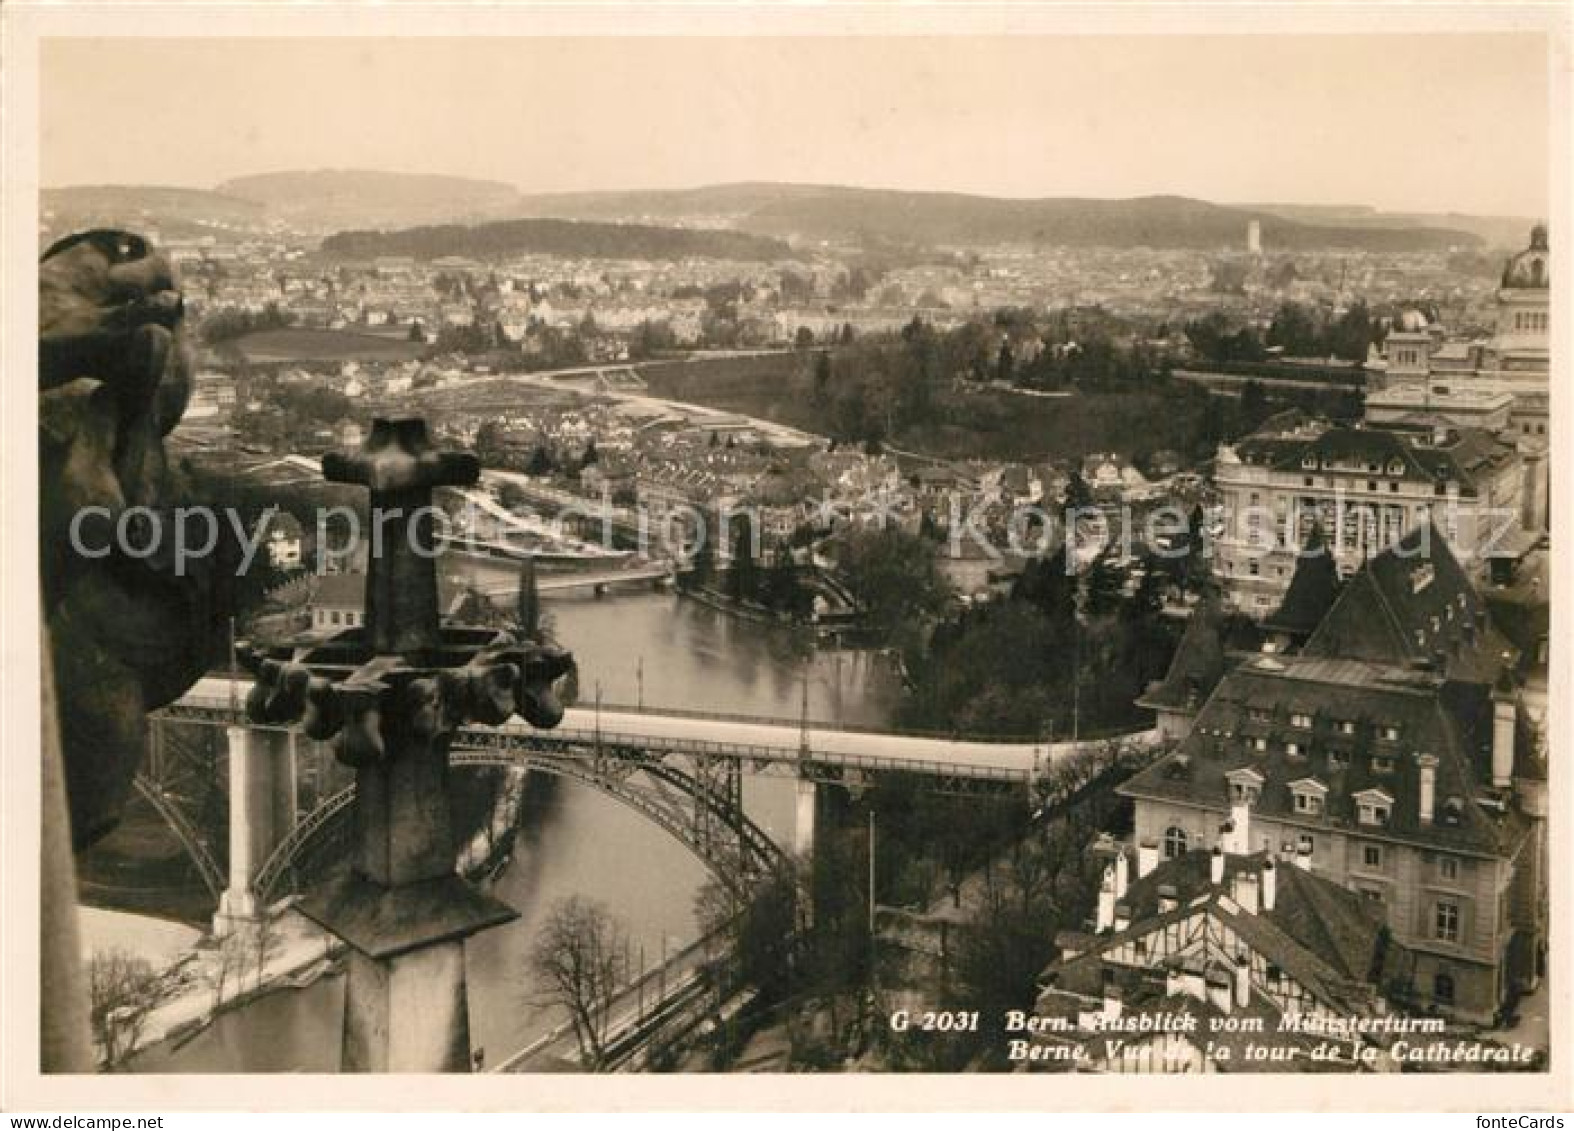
1122 529 1547 1025
1212 413 1524 618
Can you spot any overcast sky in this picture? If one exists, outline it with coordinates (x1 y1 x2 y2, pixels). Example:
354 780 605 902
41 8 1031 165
41 34 1550 217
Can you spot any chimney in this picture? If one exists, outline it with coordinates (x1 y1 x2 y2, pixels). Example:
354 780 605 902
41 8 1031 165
1261 858 1277 911
1157 883 1179 914
1113 849 1130 901
1417 753 1440 824
1096 865 1116 932
1137 839 1159 879
1492 690 1516 788
1234 953 1251 1009
1233 871 1260 916
1230 799 1251 855
1210 845 1225 886
1113 901 1131 933
1101 967 1123 1020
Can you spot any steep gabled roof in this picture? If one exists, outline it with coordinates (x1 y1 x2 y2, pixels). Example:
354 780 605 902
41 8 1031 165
1120 655 1532 858
1265 523 1341 640
1303 522 1518 684
1137 592 1227 712
1043 848 1402 1018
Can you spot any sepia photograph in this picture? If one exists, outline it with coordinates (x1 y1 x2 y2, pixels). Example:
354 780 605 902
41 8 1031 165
1 2 1570 1115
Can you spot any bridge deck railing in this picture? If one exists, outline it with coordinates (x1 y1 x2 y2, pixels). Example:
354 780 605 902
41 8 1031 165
579 699 1142 746
459 724 1033 785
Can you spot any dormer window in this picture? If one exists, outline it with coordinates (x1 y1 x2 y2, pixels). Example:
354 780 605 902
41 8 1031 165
1290 778 1328 817
1290 712 1312 730
1227 767 1264 805
1356 788 1394 827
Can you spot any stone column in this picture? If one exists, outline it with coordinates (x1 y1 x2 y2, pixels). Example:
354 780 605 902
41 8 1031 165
215 725 265 933
794 777 818 859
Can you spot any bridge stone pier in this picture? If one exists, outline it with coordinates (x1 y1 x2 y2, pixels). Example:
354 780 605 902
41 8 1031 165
214 726 298 936
794 777 818 859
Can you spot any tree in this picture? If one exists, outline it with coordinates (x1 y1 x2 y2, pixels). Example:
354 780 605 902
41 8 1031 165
694 859 805 1006
996 340 1016 385
525 445 555 477
248 914 280 991
515 555 542 640
88 948 161 1069
811 351 833 407
725 516 761 604
1239 379 1269 426
833 527 951 640
527 896 631 1070
794 326 816 350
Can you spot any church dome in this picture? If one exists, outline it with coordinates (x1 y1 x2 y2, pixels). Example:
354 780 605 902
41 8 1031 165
1501 223 1549 289
1395 308 1429 332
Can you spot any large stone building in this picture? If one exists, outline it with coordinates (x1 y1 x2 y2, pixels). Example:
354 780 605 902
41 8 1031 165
1365 224 1550 528
1121 527 1547 1026
1212 412 1524 618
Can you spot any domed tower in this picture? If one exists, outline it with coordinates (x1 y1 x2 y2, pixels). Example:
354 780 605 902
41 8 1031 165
1495 223 1550 351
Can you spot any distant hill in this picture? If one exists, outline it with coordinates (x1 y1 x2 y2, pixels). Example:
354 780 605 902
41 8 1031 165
41 184 269 243
1241 202 1538 251
514 183 1481 252
44 173 1493 254
320 217 793 263
218 169 523 230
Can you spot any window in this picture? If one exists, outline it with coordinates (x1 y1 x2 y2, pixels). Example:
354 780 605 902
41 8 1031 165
1373 755 1395 774
1291 712 1312 729
1297 834 1315 855
1163 826 1188 860
1440 857 1459 881
1286 741 1304 758
1266 964 1283 985
1338 720 1356 736
1294 791 1323 816
1380 725 1400 742
1248 559 1260 577
1362 845 1383 870
1434 972 1455 1004
1252 736 1268 753
1435 900 1460 943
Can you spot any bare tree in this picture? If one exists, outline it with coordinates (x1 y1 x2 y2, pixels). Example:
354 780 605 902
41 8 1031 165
204 930 248 1014
527 896 630 1070
251 912 279 990
87 948 160 1070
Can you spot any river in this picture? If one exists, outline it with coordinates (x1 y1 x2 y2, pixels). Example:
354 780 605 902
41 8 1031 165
127 590 901 1072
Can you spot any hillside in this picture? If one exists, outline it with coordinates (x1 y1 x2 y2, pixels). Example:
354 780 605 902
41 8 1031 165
514 183 1481 252
218 169 523 230
1241 202 1537 251
41 184 270 242
320 217 793 262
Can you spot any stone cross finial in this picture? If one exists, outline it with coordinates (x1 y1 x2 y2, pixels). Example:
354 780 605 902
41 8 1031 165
322 418 478 655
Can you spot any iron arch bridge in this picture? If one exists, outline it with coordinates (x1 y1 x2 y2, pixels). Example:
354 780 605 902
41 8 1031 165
152 680 1154 909
131 773 226 901
245 739 784 906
